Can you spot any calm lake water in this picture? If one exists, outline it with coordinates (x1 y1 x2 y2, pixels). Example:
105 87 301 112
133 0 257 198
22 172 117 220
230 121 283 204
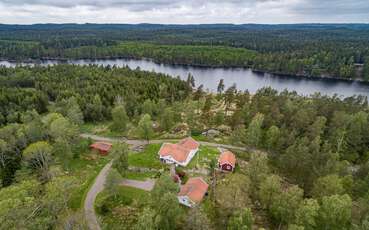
1 59 369 98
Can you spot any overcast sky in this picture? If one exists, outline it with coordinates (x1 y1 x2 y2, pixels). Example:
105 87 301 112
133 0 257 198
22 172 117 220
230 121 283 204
0 0 368 24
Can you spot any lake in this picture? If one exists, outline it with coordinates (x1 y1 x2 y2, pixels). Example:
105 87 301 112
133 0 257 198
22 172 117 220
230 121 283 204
1 58 369 98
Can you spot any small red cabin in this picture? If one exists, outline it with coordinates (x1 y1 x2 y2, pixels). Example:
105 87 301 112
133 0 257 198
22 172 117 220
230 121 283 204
90 142 112 155
218 150 236 172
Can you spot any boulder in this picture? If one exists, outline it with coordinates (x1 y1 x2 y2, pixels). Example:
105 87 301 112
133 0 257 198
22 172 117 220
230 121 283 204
217 125 232 135
202 129 221 137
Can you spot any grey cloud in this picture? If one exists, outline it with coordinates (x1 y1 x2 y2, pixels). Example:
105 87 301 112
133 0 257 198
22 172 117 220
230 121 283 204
0 0 179 10
0 0 367 24
292 0 369 16
0 0 274 10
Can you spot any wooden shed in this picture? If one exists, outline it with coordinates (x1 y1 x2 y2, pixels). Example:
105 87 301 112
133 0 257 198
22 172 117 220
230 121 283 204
90 142 113 155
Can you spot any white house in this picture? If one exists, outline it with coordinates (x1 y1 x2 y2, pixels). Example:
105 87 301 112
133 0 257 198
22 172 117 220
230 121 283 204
158 137 200 167
178 177 209 208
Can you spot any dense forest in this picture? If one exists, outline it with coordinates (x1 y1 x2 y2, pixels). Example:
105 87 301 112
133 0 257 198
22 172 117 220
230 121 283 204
0 65 190 125
0 24 369 80
0 65 368 229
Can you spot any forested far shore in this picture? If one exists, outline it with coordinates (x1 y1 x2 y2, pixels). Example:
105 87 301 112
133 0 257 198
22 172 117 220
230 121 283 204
0 23 369 81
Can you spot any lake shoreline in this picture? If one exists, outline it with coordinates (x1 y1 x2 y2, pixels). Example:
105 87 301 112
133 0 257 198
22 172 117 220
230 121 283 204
1 57 367 84
2 57 369 98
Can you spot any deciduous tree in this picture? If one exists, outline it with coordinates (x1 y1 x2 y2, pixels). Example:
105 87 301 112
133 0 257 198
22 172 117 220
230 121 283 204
137 114 154 143
248 152 270 195
318 194 352 230
186 207 212 230
105 169 122 198
134 208 157 230
111 105 129 132
311 174 345 200
154 193 181 230
227 208 254 230
246 113 264 148
49 116 78 143
160 107 175 132
23 141 52 181
295 199 319 230
112 143 129 176
265 125 280 152
258 175 282 210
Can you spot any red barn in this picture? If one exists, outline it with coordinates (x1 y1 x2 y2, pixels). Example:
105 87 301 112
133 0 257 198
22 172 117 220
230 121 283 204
218 150 236 172
90 142 113 155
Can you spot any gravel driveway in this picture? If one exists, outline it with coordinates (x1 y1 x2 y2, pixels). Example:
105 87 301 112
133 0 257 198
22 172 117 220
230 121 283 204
120 179 156 191
84 161 113 230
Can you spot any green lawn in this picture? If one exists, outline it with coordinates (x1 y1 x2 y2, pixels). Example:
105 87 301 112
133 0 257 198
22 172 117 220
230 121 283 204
125 171 158 181
187 146 220 169
67 138 112 210
192 134 212 142
128 143 220 170
128 144 164 169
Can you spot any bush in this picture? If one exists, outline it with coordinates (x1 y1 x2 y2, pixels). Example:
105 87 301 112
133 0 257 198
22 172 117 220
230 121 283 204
191 129 202 136
96 194 133 215
175 167 186 177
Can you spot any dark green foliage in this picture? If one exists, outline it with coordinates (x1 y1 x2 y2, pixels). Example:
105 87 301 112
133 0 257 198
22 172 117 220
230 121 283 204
112 143 129 176
151 174 181 230
137 114 154 142
0 65 191 124
111 105 129 132
227 208 254 230
318 194 352 230
0 87 48 125
159 107 175 132
1 24 368 80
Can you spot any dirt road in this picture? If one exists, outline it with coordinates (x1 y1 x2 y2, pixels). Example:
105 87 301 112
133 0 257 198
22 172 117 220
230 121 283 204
82 133 249 230
84 161 113 230
80 133 249 151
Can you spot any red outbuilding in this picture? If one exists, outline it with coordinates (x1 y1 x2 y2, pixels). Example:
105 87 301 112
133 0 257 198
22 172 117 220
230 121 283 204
218 150 236 172
90 142 112 155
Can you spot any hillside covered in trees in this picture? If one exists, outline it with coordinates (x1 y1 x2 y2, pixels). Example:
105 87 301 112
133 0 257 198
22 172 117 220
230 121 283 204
0 65 368 229
0 24 369 80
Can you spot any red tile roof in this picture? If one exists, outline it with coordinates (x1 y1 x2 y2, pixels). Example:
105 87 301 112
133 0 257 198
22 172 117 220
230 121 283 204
218 150 236 167
159 137 199 163
178 177 208 203
159 143 191 162
178 137 200 150
90 142 113 152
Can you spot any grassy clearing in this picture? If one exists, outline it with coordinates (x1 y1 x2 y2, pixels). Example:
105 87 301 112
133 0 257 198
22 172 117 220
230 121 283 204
192 135 210 142
128 144 164 169
80 122 123 137
95 186 150 208
67 138 112 210
95 186 151 230
125 171 158 181
127 143 220 171
187 146 220 169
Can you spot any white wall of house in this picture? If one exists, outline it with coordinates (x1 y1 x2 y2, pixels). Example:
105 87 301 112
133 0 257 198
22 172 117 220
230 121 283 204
159 148 199 167
178 195 194 207
181 148 198 166
160 155 176 164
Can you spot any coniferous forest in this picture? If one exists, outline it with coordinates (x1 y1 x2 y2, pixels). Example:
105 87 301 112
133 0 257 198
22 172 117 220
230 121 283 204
0 24 369 80
0 63 368 229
